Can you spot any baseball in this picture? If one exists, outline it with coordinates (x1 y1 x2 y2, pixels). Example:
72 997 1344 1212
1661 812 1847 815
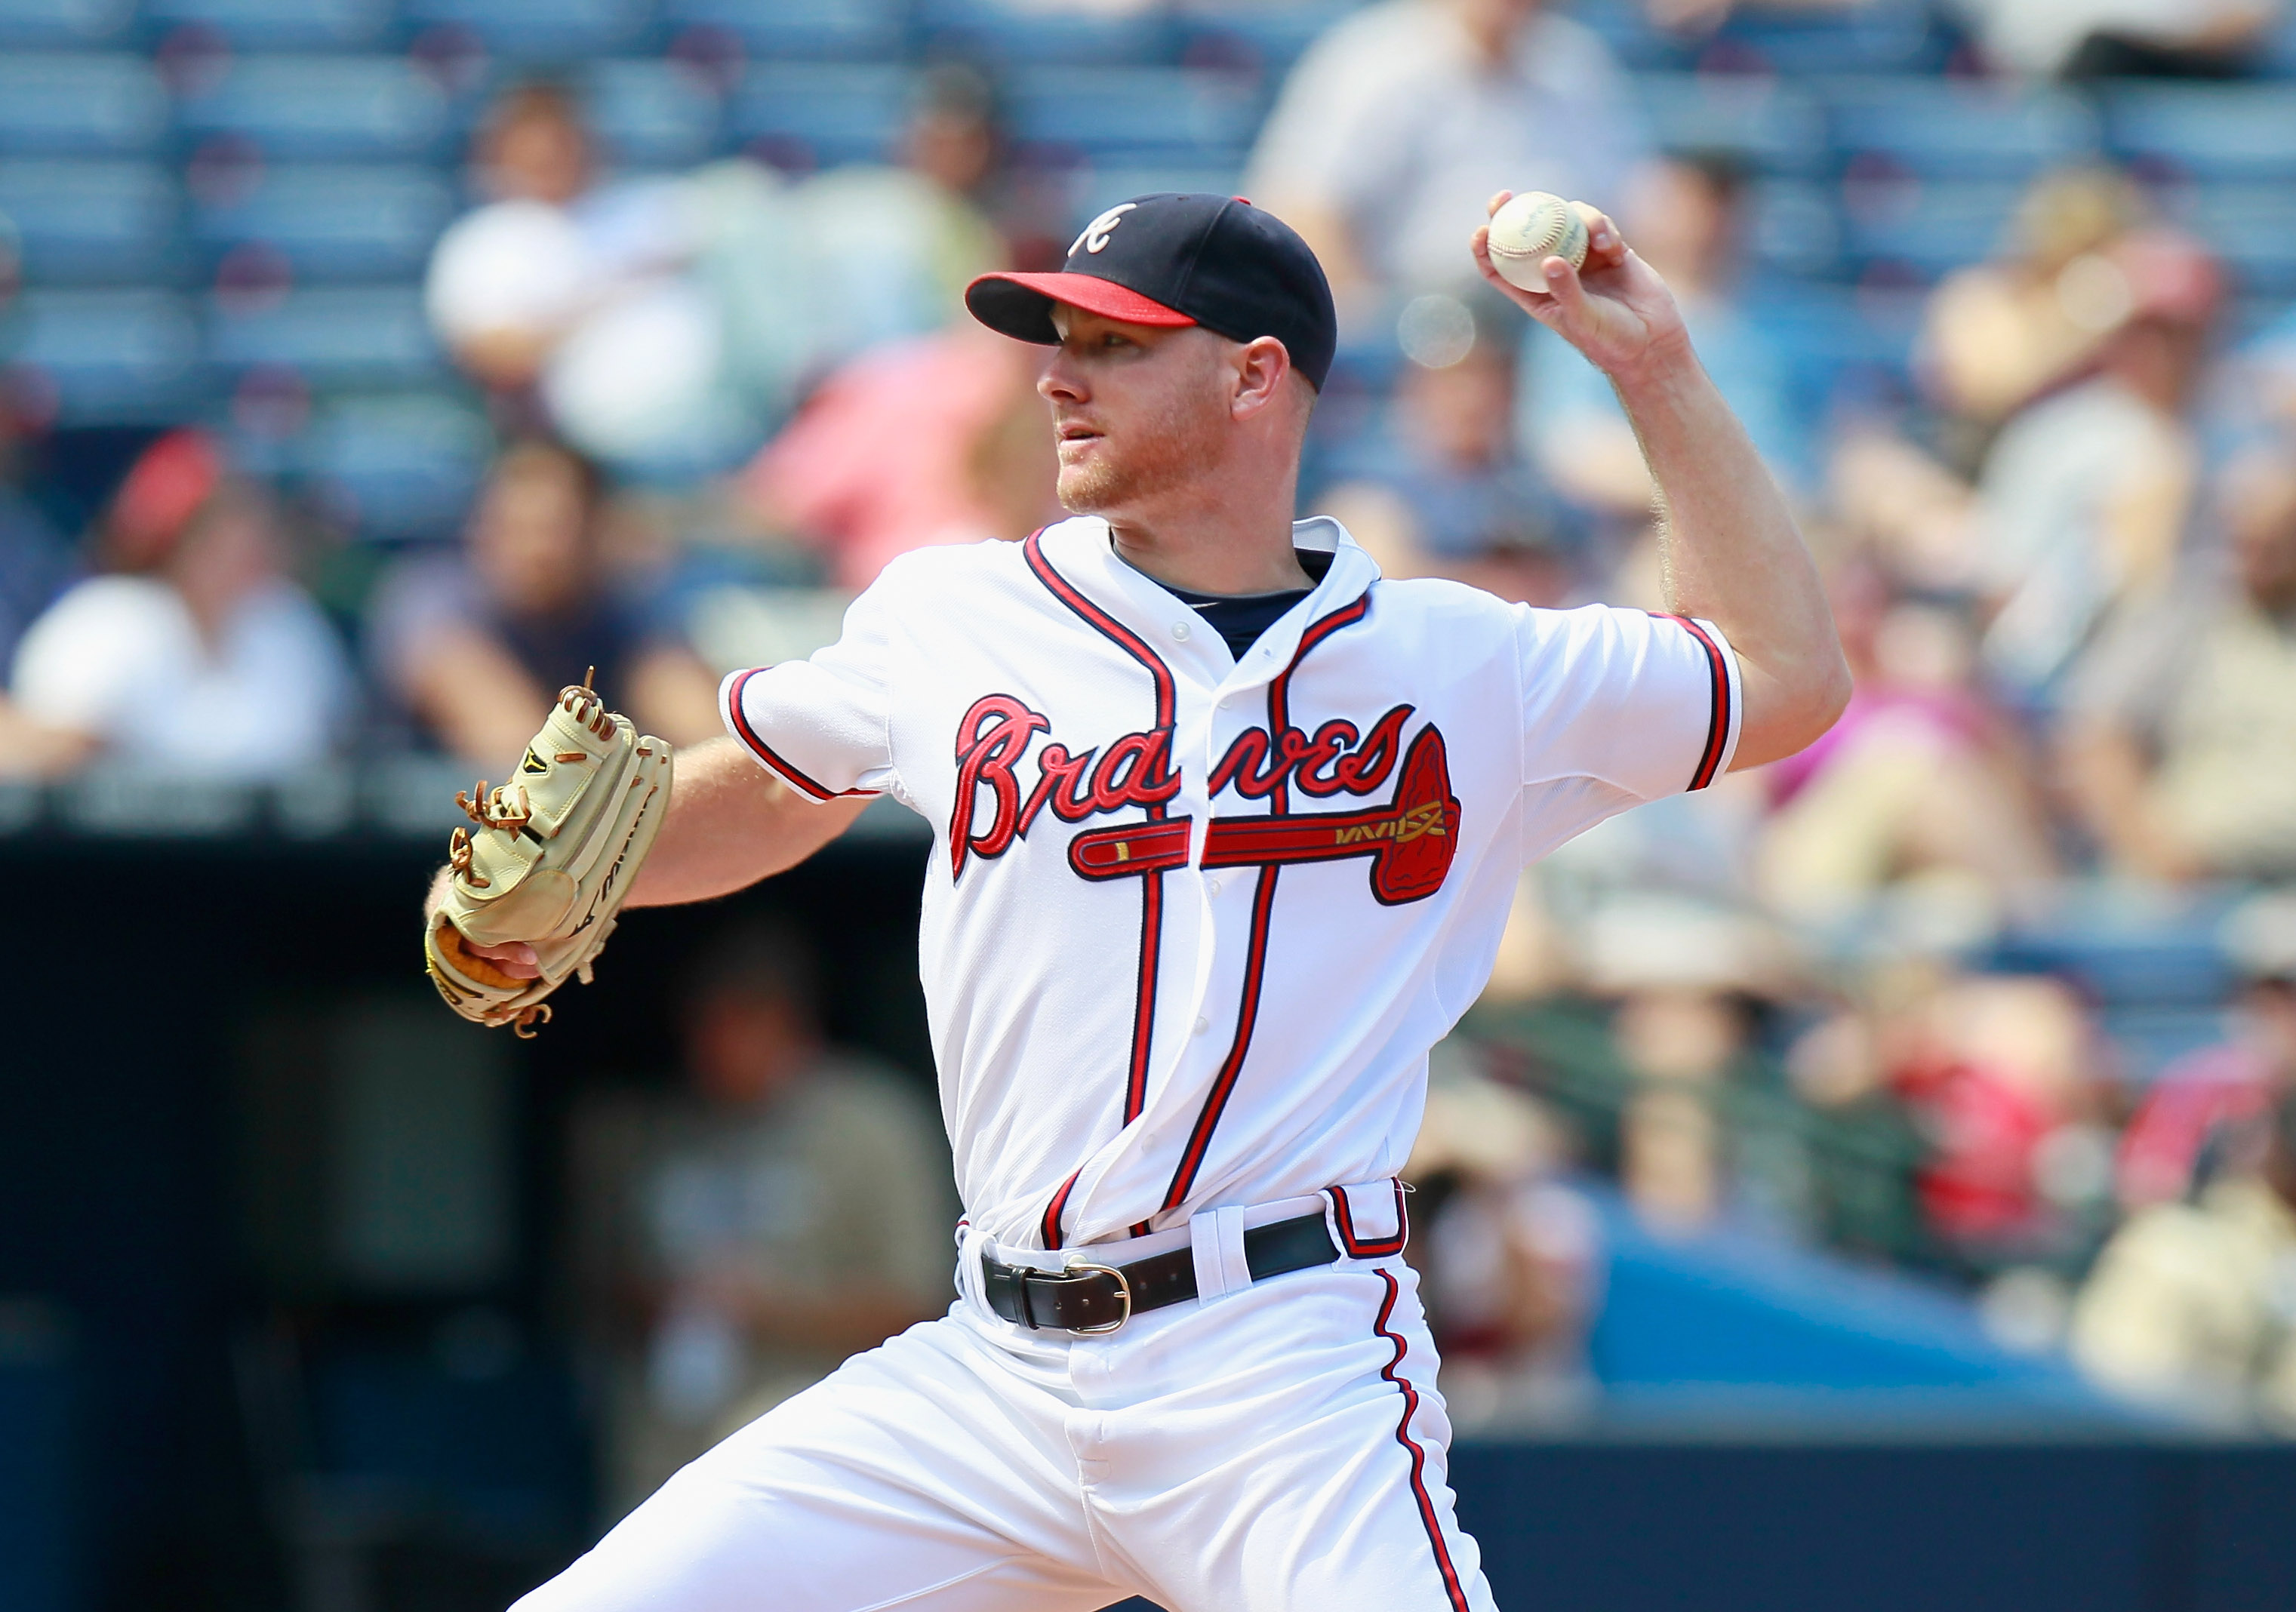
1485 191 1590 291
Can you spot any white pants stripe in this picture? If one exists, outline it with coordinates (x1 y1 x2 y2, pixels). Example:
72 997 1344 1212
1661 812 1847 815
515 1258 1498 1612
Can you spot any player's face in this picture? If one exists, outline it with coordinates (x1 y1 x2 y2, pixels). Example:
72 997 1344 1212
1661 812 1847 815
1039 306 1233 518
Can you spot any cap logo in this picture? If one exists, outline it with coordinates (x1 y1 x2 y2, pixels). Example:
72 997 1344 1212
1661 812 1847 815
1070 203 1136 257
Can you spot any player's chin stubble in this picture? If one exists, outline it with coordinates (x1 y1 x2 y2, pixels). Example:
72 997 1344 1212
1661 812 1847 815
1054 389 1224 516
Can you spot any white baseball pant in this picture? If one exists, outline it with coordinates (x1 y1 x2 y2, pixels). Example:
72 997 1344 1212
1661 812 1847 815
513 1195 1498 1612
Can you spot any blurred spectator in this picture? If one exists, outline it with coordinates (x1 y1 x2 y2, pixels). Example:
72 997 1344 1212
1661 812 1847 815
791 63 1011 361
569 921 954 1515
2059 448 2296 883
1246 0 1648 309
1974 229 2221 703
1755 577 2057 932
5 430 351 780
2071 1084 2296 1428
1917 167 2148 445
368 440 722 768
740 323 1059 592
1316 290 1571 604
426 83 815 475
2115 894 2296 1209
1881 971 2112 1260
1953 0 2284 78
1520 155 1808 516
1405 1050 1601 1424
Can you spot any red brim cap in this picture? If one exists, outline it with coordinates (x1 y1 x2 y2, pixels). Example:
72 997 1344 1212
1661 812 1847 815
965 270 1196 344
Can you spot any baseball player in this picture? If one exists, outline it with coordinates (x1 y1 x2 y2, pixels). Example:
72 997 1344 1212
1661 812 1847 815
428 189 1848 1610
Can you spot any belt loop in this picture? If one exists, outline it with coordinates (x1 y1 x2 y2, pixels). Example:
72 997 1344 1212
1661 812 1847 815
1189 1205 1251 1305
955 1220 995 1324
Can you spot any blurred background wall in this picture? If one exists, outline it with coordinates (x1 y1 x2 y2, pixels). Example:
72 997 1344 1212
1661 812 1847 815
6 0 2296 1607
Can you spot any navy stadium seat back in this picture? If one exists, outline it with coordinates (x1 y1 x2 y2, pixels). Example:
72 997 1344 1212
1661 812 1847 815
0 0 133 48
1822 77 2101 179
0 158 182 285
1839 177 2025 279
1005 66 1263 160
583 60 726 171
175 55 454 162
730 63 910 169
2182 183 2296 297
206 284 441 386
1173 0 1367 78
2107 83 2296 181
0 54 167 156
297 389 493 541
1711 0 1947 75
399 0 651 60
1745 178 1845 281
916 0 1175 66
143 0 392 51
660 0 906 61
1636 72 1830 177
190 163 455 281
1070 162 1248 226
10 288 204 421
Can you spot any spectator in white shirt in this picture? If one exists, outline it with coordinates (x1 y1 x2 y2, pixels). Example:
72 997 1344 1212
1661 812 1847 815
5 430 352 780
1245 0 1649 312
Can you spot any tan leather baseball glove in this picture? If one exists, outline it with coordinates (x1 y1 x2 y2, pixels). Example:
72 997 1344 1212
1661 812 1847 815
423 676 673 1036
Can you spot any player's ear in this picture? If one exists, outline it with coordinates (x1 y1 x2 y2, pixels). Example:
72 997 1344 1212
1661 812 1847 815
1231 335 1291 421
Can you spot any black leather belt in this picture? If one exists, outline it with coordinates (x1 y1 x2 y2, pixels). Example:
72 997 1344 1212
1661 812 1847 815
981 1210 1339 1334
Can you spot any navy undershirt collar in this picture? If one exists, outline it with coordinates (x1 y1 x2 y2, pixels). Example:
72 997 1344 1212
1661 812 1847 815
1153 549 1335 660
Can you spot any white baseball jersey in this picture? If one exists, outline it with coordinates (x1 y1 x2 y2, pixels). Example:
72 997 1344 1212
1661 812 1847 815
719 514 1740 1252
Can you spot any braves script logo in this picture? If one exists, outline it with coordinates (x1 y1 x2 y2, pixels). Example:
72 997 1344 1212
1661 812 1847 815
1070 202 1136 257
949 697 1460 903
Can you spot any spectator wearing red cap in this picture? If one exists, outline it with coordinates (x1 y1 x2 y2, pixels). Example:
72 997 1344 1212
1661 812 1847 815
4 430 352 779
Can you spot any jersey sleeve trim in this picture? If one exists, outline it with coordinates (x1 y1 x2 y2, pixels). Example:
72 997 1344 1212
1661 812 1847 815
720 666 882 801
1651 612 1739 791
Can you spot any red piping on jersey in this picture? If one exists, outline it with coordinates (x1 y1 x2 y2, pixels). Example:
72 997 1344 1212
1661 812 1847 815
1373 1267 1473 1612
1328 1178 1410 1257
1023 527 1178 1245
725 667 876 801
1651 614 1731 792
1160 594 1371 1214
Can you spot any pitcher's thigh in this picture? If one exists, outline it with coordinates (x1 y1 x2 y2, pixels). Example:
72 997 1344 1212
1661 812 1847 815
514 1320 1127 1612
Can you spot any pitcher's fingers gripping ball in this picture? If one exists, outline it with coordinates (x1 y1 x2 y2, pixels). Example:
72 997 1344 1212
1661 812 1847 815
1482 190 1594 291
423 674 672 1037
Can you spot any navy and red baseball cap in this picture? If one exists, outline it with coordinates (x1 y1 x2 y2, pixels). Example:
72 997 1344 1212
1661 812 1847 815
965 192 1337 390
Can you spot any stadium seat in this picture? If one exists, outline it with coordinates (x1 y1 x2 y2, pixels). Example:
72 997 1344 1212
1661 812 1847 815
583 60 725 172
1822 77 2101 179
660 0 906 62
729 63 910 170
0 53 166 156
1635 72 1830 177
1710 0 1947 76
1744 281 1923 414
143 0 391 51
399 0 651 60
9 288 204 422
189 163 454 282
1744 178 1845 279
1071 162 1248 220
205 285 441 386
2181 183 2296 297
1839 177 2024 278
297 390 491 541
174 55 454 163
1004 66 1264 161
915 0 1175 66
0 158 183 285
1173 0 1366 78
2106 83 2296 181
0 0 132 48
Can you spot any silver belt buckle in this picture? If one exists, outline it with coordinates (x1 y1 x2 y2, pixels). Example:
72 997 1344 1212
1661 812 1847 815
1060 1258 1133 1334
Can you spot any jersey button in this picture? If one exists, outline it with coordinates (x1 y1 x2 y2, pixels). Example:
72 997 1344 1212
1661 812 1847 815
1171 620 1191 641
1192 1016 1210 1035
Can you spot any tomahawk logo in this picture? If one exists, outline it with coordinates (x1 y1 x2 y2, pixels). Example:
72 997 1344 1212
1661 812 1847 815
1070 203 1136 257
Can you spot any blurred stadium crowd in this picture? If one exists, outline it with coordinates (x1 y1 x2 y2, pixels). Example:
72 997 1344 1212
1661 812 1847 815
6 0 2296 1474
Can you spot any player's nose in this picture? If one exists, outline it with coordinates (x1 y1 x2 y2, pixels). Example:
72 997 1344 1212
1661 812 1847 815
1037 349 1087 405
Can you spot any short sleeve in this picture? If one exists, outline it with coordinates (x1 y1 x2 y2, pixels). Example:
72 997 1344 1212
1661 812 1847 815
719 583 898 801
1518 604 1742 802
